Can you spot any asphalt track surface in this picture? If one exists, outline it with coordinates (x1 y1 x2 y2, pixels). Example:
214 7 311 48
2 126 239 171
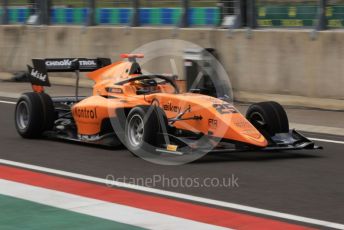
0 98 343 229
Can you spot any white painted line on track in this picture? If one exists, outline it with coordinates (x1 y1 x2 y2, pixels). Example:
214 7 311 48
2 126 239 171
291 123 344 136
0 179 228 230
0 159 343 230
0 100 16 105
309 138 344 145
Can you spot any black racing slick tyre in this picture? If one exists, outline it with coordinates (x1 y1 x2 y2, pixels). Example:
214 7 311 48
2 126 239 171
39 92 56 131
246 101 289 137
15 92 55 138
125 106 168 155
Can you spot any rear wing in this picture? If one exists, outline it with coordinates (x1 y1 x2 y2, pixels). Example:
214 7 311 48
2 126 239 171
27 58 112 87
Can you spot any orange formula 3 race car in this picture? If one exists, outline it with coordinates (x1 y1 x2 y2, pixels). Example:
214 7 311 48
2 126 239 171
14 54 321 162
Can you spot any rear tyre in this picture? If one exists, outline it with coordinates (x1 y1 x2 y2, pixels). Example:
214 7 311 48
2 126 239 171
246 101 289 137
15 92 55 138
125 106 168 156
38 92 55 131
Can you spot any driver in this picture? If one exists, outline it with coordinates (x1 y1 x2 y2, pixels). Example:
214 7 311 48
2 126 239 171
132 79 160 94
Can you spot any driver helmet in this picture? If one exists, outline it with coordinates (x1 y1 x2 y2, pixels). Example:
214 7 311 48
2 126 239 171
133 79 159 92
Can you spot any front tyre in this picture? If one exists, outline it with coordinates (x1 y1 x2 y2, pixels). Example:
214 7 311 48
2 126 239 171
246 101 289 137
125 106 167 155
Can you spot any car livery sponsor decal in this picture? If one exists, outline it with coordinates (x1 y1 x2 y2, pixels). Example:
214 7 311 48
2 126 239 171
27 64 51 87
208 118 218 129
79 60 97 66
241 130 262 140
43 58 100 71
163 102 182 113
234 120 254 129
73 107 98 119
45 59 97 68
30 67 47 82
213 103 238 114
45 59 73 67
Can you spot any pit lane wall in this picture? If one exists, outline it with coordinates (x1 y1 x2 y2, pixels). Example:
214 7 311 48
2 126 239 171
0 25 343 102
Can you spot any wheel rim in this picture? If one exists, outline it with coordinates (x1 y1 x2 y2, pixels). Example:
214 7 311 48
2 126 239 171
250 112 266 127
127 114 144 148
16 101 30 130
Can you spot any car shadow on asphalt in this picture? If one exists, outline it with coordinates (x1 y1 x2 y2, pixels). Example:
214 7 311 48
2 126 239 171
44 137 126 151
42 137 323 164
193 151 322 164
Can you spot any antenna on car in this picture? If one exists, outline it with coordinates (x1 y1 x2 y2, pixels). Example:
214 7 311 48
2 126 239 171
120 53 144 63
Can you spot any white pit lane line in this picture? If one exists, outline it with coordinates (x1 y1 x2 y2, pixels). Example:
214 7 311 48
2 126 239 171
0 159 344 230
308 138 344 145
0 100 16 105
0 179 229 230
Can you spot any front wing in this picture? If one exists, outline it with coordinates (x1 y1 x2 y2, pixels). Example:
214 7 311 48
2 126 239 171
155 130 322 155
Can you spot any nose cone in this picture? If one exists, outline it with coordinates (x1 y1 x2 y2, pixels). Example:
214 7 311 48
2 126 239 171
240 130 268 147
219 114 268 147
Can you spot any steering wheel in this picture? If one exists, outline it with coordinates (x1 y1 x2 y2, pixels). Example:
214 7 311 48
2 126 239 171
115 75 180 93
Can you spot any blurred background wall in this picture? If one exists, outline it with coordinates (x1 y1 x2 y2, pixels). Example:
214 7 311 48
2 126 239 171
1 26 343 100
0 0 343 101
